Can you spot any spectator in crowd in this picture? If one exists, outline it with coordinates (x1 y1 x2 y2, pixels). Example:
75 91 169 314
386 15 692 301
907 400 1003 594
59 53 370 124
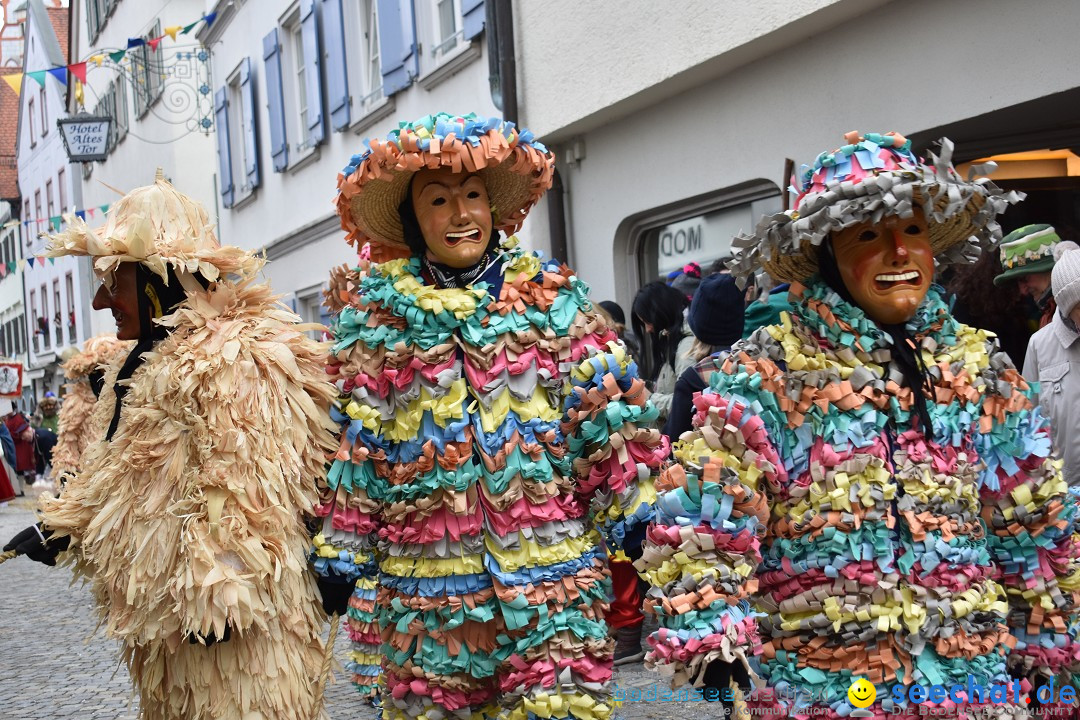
1024 240 1080 485
0 398 16 501
598 299 641 359
945 247 1034 368
663 273 747 443
5 409 39 485
632 281 690 421
994 224 1062 330
32 393 60 433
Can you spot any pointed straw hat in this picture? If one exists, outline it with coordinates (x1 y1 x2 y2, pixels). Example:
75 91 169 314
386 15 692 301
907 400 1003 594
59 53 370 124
47 168 261 287
729 132 1025 284
335 112 555 262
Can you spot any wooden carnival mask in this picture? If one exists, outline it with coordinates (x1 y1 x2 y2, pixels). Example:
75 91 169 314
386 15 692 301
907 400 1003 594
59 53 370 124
411 167 494 269
831 207 934 326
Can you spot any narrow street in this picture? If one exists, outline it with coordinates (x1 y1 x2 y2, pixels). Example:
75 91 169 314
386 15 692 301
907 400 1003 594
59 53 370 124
0 499 693 720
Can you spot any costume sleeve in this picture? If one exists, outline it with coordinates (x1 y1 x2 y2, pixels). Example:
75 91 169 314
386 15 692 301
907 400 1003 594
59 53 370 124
118 315 337 641
634 371 783 689
562 328 668 553
977 351 1080 694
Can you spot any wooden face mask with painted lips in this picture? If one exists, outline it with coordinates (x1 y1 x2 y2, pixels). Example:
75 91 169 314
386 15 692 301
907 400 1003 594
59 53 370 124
831 208 934 326
411 167 494 269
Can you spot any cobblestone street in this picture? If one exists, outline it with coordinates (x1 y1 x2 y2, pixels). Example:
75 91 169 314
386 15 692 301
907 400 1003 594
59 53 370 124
0 499 696 720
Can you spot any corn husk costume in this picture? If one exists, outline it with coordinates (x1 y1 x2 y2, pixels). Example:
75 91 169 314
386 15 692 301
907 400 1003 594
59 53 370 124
51 335 132 476
637 133 1080 718
317 112 668 720
37 172 338 720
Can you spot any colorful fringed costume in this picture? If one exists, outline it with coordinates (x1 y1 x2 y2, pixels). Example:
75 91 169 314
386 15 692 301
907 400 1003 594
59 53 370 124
316 112 667 720
638 133 1080 718
51 335 131 476
36 175 338 720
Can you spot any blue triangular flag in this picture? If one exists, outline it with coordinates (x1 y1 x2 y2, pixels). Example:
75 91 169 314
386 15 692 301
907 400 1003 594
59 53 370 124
127 38 145 49
75 210 85 220
26 257 34 267
46 67 67 85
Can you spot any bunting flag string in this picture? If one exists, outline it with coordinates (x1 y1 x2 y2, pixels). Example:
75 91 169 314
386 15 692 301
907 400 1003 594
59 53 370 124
0 203 112 278
0 11 216 96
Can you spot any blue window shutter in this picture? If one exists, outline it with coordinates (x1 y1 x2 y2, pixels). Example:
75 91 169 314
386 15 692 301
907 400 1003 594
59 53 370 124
462 0 484 40
239 57 260 190
377 0 417 96
322 0 350 131
214 87 234 208
300 0 325 146
263 29 289 172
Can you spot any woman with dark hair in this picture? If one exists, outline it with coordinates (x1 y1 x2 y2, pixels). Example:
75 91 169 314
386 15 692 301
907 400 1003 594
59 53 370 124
632 281 689 420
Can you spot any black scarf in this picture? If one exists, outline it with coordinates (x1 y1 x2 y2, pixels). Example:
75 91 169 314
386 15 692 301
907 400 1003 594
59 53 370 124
817 241 935 434
422 251 501 289
105 265 203 441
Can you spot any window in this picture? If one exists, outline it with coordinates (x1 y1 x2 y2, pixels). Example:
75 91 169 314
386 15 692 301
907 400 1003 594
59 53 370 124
28 96 35 145
356 0 383 109
53 280 61 346
22 199 29 226
227 63 251 194
65 273 75 343
435 0 459 53
46 179 54 221
289 21 310 152
39 284 48 348
58 168 66 216
39 85 47 136
133 20 165 118
86 0 119 42
419 0 466 72
17 315 24 355
34 191 41 232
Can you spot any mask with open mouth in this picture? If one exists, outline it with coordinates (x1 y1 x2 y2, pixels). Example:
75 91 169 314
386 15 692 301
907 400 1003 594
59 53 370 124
830 208 934 326
411 167 494 269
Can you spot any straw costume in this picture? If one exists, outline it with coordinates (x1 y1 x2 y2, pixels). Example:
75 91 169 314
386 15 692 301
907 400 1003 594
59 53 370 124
50 335 131 477
639 132 1080 717
316 112 667 720
23 173 338 720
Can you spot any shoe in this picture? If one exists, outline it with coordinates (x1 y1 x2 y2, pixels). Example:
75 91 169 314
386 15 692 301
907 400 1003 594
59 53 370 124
613 625 645 666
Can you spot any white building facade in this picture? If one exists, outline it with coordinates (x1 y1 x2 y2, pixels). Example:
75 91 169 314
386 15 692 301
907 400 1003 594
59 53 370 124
68 0 218 338
16 0 87 398
515 0 1080 310
199 0 499 323
0 201 30 407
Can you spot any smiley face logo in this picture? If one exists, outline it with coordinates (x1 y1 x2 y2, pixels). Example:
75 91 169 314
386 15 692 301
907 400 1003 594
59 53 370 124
848 678 876 709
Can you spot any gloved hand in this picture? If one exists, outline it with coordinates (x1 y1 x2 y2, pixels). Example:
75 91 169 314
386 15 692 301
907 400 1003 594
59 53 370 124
3 523 70 566
187 624 232 646
317 576 355 617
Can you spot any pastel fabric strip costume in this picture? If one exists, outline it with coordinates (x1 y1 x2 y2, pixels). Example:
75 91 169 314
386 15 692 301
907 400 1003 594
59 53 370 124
639 282 1080 718
637 134 1080 719
37 177 339 720
317 243 667 720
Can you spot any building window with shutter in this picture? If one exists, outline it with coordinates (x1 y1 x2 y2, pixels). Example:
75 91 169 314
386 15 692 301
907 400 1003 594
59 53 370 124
362 0 383 104
225 58 260 202
28 96 35 146
279 0 325 162
415 0 485 88
39 85 47 136
133 20 165 118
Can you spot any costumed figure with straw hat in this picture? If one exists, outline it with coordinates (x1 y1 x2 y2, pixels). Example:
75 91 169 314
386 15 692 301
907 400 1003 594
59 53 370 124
2 170 339 720
50 335 132 478
636 132 1080 717
314 112 667 720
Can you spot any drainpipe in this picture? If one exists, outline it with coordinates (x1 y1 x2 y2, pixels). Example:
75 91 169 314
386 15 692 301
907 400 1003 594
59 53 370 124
486 0 569 263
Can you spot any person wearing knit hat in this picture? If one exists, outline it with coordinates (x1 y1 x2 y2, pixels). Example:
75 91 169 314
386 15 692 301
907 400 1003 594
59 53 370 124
1024 240 1080 485
663 272 746 443
638 131 1080 716
319 112 666 720
3 171 338 720
994 223 1061 328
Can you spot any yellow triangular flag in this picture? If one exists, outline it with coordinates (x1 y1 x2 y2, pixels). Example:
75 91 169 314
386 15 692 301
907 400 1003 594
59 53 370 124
91 54 105 66
16 258 24 271
164 25 182 40
2 74 22 95
74 78 84 106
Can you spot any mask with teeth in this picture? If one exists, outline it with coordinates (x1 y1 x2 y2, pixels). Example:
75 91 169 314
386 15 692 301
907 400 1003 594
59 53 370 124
410 167 495 269
828 208 935 325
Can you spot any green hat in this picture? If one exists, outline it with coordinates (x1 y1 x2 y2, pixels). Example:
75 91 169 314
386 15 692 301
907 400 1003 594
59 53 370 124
993 224 1060 285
